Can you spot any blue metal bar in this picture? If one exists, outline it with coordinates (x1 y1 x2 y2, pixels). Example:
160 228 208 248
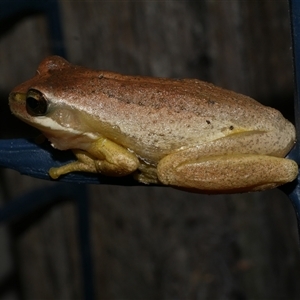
0 138 140 186
0 0 66 56
280 1 300 240
289 0 300 145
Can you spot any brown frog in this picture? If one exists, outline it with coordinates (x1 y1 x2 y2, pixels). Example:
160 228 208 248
9 56 298 193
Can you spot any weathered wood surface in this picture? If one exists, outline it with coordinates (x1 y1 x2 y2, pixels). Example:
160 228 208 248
0 0 300 299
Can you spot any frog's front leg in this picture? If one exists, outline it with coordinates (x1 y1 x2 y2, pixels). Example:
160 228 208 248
49 137 139 179
157 148 298 193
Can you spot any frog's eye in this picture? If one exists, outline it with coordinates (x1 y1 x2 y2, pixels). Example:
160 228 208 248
26 89 48 116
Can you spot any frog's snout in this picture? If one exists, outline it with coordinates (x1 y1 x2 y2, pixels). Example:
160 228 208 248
8 92 27 117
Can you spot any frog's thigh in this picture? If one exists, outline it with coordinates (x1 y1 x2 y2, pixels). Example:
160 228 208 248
49 138 139 179
157 151 298 193
87 138 139 176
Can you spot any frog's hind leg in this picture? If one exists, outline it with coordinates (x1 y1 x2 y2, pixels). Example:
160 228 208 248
157 152 298 194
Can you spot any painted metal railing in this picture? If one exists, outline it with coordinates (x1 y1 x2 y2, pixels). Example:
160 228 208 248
280 0 300 241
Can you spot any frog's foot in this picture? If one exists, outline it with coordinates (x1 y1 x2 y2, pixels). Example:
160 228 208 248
49 138 139 179
49 150 98 179
133 162 159 184
157 153 298 194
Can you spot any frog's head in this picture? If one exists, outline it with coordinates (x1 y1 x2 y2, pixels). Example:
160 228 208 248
9 56 99 149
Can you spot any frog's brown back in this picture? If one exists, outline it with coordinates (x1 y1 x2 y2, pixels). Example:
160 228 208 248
30 56 279 131
84 70 282 131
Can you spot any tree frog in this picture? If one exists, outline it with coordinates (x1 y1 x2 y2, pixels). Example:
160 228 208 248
9 56 298 193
